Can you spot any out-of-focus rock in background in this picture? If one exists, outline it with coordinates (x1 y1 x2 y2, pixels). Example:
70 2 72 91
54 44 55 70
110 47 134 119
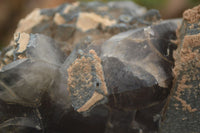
1 0 163 68
0 0 74 49
0 0 199 50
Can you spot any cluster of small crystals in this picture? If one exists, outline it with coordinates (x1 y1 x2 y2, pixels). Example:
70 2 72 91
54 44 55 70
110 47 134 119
0 1 162 70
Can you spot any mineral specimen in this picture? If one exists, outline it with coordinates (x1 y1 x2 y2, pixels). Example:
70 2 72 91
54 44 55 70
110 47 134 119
0 1 193 133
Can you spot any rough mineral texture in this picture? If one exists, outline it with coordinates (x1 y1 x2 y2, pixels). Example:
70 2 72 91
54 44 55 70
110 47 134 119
67 49 107 113
0 1 162 69
0 1 189 133
159 5 200 133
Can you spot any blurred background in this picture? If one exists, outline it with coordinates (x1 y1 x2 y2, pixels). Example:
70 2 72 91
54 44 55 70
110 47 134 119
0 0 199 49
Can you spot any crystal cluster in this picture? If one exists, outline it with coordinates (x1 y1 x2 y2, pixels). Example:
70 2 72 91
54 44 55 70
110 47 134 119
0 1 185 133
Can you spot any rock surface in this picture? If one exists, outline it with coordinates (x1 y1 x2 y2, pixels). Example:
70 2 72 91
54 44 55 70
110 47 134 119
1 1 161 69
159 5 200 133
0 1 193 133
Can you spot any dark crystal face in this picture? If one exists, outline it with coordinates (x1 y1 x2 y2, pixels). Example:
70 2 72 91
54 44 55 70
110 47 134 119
101 21 176 109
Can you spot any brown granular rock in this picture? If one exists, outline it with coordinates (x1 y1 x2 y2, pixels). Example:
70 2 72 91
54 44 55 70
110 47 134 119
15 33 30 53
67 49 107 113
76 12 116 32
16 8 50 33
160 36 200 132
53 13 66 25
183 5 200 24
160 6 200 133
173 33 200 76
